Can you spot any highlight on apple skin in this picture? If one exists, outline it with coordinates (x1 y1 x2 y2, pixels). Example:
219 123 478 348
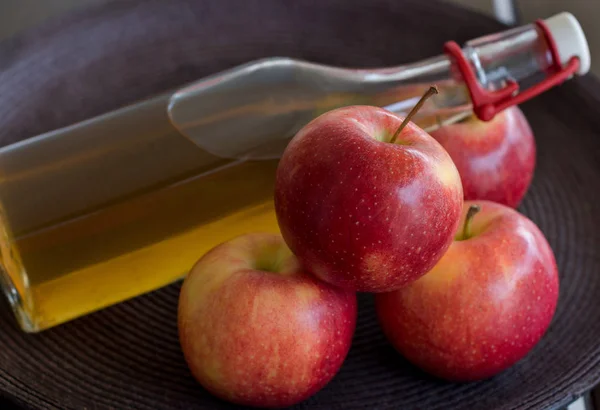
375 200 559 381
274 105 464 293
178 233 357 408
430 106 536 208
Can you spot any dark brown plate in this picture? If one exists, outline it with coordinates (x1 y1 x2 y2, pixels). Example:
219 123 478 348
1 0 599 409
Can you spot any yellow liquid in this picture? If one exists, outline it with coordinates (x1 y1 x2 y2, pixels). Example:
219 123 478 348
4 158 280 331
0 93 289 332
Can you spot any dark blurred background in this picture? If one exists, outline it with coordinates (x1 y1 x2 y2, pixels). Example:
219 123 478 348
0 0 597 76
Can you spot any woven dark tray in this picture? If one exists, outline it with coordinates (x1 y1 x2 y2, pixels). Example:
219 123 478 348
1 0 600 409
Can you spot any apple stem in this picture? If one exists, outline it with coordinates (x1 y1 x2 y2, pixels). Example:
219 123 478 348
462 204 481 240
389 85 439 144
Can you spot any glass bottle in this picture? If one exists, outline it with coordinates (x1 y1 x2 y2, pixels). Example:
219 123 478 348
0 13 589 332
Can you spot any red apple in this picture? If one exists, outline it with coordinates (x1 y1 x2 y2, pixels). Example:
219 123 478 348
178 233 357 408
429 106 535 208
375 200 559 381
274 101 463 292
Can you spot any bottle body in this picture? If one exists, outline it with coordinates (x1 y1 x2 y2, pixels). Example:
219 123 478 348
0 85 469 332
0 19 580 331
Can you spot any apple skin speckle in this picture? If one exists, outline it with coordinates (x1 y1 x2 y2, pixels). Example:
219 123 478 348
375 201 559 381
274 106 463 293
430 106 535 208
178 233 357 408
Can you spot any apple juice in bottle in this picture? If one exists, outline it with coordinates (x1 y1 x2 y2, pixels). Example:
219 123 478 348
0 13 589 331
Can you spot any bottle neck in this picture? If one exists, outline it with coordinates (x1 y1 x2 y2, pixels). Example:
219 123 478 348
166 14 585 159
465 24 553 91
373 23 557 130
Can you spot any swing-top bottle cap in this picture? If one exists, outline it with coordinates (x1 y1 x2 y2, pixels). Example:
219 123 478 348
544 12 590 75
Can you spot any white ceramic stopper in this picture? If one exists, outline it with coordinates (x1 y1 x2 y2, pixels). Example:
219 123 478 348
544 12 591 75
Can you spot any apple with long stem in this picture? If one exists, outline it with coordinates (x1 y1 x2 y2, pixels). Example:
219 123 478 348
275 87 464 292
178 233 357 408
375 201 559 381
430 106 535 208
